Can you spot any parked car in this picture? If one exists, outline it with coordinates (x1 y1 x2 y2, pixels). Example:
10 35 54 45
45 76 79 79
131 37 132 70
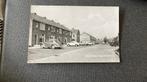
79 42 94 46
67 41 80 47
42 39 62 49
87 42 95 46
79 42 86 46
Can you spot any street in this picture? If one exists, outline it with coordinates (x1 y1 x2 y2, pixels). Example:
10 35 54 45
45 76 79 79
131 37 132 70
28 44 119 63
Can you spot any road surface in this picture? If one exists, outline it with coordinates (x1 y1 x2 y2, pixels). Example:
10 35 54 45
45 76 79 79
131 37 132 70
28 44 119 63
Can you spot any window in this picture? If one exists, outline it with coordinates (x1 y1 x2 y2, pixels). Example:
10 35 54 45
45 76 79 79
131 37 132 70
59 29 62 34
51 26 56 32
47 25 51 31
67 32 70 36
62 30 64 34
48 27 50 30
73 34 75 37
70 32 72 36
50 36 55 39
54 27 57 32
40 23 45 30
35 23 39 28
48 26 50 31
33 20 39 28
56 28 59 33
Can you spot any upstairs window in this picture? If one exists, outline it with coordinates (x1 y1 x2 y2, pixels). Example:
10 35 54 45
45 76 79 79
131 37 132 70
48 27 50 31
66 32 70 36
51 26 56 32
40 23 45 30
56 29 59 33
47 25 51 31
62 30 65 34
35 23 39 28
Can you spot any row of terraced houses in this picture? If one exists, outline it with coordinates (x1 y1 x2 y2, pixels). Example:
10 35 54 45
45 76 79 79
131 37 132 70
29 13 97 47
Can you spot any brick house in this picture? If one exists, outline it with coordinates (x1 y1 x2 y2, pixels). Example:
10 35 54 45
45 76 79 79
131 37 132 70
71 28 80 42
29 13 72 46
80 32 97 44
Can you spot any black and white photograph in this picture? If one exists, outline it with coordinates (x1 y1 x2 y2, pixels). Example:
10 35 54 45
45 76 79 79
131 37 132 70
28 6 119 63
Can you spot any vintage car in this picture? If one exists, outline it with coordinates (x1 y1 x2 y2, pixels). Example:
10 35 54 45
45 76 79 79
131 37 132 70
79 42 86 46
67 41 80 47
87 42 95 46
79 42 94 46
42 39 62 49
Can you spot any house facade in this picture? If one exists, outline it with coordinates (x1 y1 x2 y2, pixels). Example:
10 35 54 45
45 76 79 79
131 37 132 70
29 13 72 46
80 32 97 44
71 28 80 42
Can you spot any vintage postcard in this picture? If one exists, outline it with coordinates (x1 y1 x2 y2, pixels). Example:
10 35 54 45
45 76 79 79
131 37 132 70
28 6 119 63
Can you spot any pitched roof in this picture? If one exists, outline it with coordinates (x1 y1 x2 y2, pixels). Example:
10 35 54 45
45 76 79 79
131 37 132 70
81 32 91 36
31 13 71 31
81 32 96 39
71 28 80 34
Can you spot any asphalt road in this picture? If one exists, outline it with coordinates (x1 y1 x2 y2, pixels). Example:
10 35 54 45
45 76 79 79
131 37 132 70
28 44 119 63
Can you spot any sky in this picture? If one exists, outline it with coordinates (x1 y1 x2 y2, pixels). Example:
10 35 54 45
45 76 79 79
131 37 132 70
31 6 119 39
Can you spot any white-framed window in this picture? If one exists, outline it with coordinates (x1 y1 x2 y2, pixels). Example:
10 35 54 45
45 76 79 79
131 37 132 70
47 25 51 31
70 32 72 36
35 23 39 28
56 28 59 33
33 20 39 28
40 23 45 30
48 27 50 30
51 26 56 32
59 29 62 34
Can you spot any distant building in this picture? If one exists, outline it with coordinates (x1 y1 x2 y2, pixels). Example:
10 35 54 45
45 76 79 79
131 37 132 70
29 13 72 46
71 28 80 42
80 32 97 43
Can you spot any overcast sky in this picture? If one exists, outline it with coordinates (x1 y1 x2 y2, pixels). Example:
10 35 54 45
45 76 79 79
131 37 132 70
31 6 119 39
